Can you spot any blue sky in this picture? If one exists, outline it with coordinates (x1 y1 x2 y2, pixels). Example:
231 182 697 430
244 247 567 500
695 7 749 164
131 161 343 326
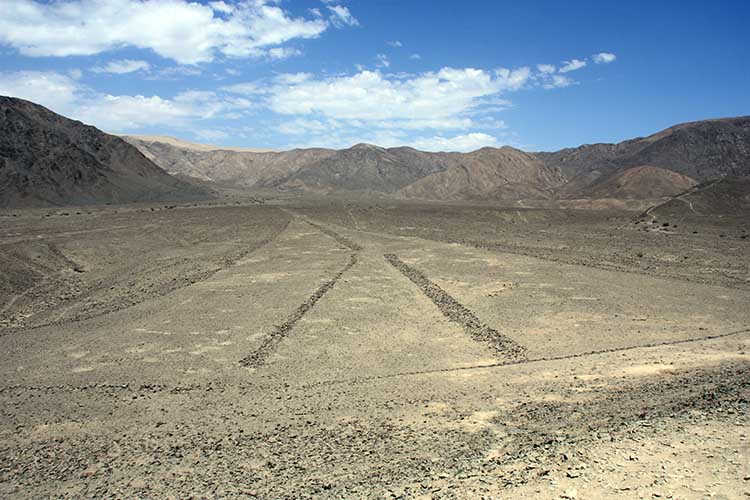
0 0 748 152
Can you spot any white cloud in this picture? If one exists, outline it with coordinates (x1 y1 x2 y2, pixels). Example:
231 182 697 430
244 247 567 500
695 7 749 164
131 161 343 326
195 128 229 141
221 82 263 95
277 118 339 135
542 74 575 89
258 67 531 124
375 53 390 68
558 58 587 73
0 70 251 132
593 52 616 64
327 5 359 27
409 133 500 152
495 67 532 91
410 53 421 60
536 64 556 74
387 40 403 47
209 1 233 15
0 0 331 64
0 70 79 112
267 47 302 60
92 59 150 74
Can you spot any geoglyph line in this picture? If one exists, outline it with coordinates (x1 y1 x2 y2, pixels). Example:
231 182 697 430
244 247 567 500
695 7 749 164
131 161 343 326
384 253 528 361
239 253 358 368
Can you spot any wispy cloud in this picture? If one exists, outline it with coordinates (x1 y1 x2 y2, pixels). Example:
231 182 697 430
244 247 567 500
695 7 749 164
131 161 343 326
92 59 150 74
558 59 587 73
375 54 390 68
327 5 359 28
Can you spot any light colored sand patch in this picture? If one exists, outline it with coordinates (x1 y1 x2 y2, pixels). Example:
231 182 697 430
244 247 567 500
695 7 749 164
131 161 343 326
301 318 335 324
346 296 381 304
189 345 223 355
571 296 601 301
72 366 94 373
125 344 154 354
185 368 212 374
621 363 677 377
462 410 499 432
450 358 498 369
67 351 88 359
133 328 172 335
253 272 291 283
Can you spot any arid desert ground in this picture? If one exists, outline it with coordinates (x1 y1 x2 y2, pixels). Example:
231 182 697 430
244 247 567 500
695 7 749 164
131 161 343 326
1 198 748 499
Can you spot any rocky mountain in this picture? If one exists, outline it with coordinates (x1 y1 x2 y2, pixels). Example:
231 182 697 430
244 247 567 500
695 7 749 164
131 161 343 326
570 165 698 200
399 147 564 200
125 116 750 203
260 144 460 193
650 176 750 217
0 96 207 207
538 117 750 198
123 135 335 188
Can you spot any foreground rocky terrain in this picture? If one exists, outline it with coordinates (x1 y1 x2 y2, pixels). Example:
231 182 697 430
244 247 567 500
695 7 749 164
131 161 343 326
1 198 748 499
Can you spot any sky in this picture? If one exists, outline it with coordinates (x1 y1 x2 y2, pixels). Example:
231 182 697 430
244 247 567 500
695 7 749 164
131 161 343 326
0 0 748 152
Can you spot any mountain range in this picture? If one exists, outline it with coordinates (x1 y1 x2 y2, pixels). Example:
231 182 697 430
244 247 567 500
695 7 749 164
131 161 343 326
2 95 748 209
125 115 750 204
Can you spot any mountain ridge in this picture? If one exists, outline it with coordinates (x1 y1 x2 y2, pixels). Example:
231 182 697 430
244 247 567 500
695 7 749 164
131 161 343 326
5 95 748 206
0 96 208 207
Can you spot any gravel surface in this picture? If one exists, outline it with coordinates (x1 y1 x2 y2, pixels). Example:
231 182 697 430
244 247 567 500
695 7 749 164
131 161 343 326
1 198 748 499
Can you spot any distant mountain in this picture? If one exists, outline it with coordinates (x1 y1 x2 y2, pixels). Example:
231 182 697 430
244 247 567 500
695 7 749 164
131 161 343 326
124 135 275 153
538 117 750 197
0 96 208 207
125 116 750 204
123 135 335 188
399 147 564 200
260 143 458 193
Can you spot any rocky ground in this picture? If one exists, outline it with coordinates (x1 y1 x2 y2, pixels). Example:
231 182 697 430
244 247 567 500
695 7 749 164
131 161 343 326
0 198 748 499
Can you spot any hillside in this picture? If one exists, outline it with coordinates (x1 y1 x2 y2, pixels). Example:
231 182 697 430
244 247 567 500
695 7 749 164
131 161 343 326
0 96 207 207
399 147 565 200
650 176 750 217
123 136 334 188
578 165 698 200
538 117 750 194
261 144 458 193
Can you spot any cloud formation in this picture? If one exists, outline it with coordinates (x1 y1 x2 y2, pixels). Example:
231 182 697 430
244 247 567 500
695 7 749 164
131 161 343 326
593 52 617 64
0 0 330 64
326 4 359 27
558 59 587 73
92 59 150 74
0 70 251 131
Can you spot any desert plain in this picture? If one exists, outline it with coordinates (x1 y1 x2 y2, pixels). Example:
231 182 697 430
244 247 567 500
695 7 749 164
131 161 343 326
0 197 748 499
